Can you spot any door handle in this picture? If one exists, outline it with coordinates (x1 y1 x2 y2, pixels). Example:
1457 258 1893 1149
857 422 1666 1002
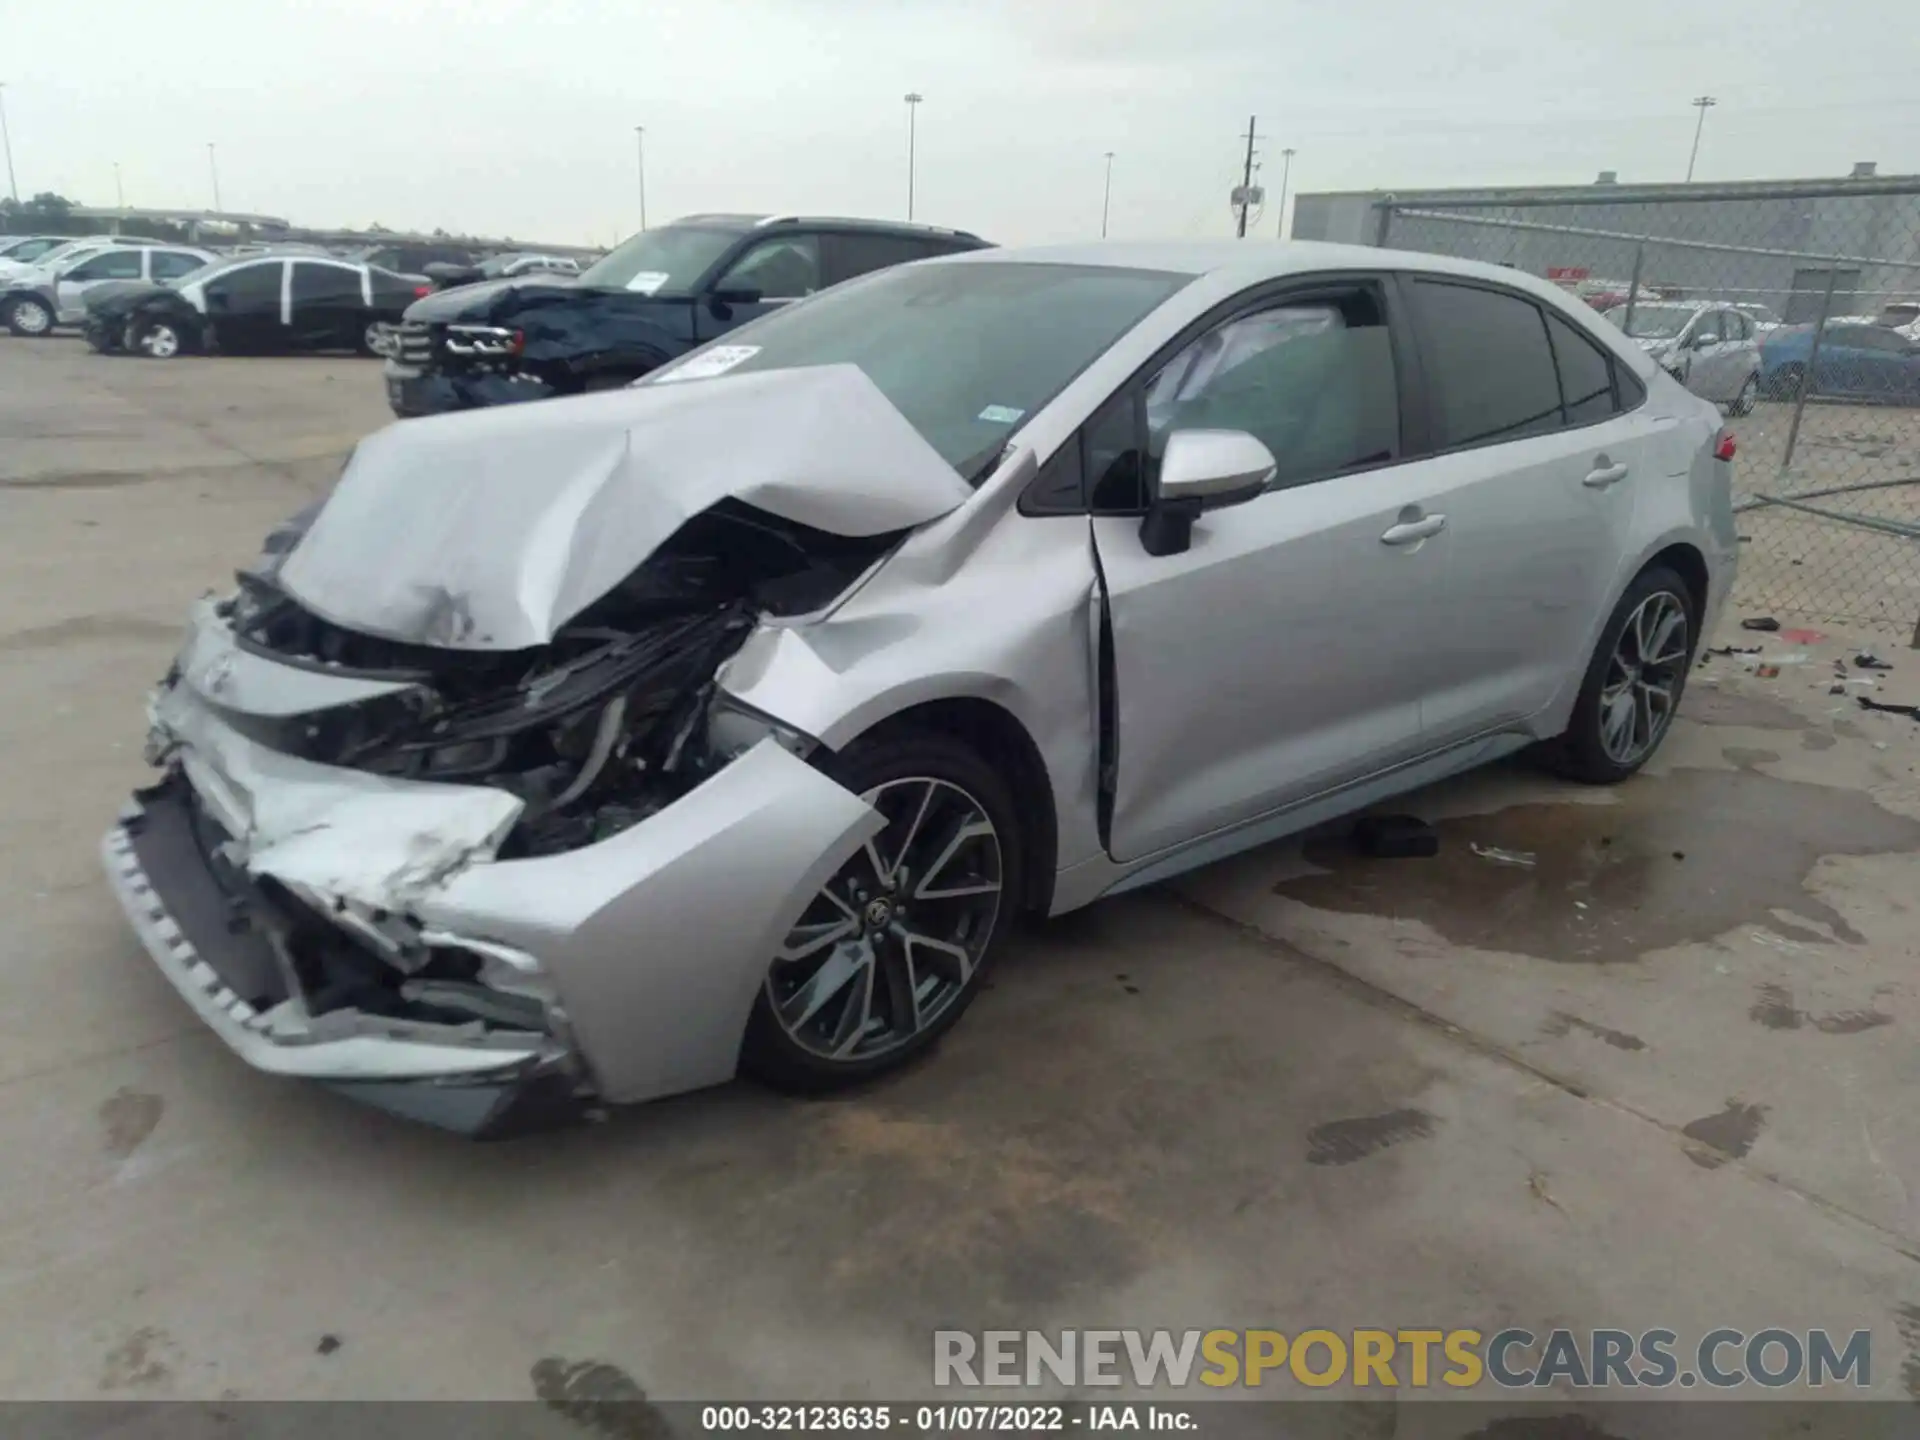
1380 514 1446 545
1583 462 1629 488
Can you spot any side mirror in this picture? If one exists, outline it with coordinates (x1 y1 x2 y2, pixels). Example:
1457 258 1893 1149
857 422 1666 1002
1138 429 1277 558
708 284 762 308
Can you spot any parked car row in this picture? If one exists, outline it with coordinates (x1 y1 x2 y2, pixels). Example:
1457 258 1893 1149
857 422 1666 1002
1600 301 1763 414
382 212 989 416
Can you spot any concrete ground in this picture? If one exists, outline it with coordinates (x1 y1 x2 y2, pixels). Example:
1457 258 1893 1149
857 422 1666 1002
7 335 1920 1419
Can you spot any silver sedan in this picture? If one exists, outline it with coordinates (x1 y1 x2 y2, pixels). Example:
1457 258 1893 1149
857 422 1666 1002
102 241 1737 1134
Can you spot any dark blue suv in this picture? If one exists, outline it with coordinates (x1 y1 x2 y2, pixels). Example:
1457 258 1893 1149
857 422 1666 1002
383 213 991 417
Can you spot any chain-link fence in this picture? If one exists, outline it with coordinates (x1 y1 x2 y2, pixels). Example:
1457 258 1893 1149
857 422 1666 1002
1366 180 1920 640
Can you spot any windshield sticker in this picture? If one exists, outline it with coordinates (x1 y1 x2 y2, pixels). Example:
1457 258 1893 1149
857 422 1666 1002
652 345 762 384
978 404 1026 424
624 271 672 295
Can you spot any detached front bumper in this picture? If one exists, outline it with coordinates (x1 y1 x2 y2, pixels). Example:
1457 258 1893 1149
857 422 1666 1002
100 621 885 1133
102 774 582 1137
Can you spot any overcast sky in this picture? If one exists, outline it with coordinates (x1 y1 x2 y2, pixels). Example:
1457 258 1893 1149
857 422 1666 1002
6 0 1918 247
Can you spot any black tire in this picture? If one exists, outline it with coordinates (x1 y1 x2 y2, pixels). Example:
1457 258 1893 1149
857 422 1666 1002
740 728 1025 1093
1545 565 1699 785
1728 373 1758 417
5 295 55 338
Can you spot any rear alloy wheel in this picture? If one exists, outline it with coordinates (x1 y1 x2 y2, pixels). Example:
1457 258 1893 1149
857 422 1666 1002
6 296 54 337
1729 373 1758 417
134 322 182 359
742 731 1022 1091
1547 565 1697 784
360 322 385 357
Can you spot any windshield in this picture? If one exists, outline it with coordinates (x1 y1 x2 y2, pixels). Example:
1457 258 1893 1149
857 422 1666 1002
653 261 1190 479
1879 303 1920 326
20 241 101 272
1737 304 1780 324
1606 304 1695 339
578 226 743 295
1 236 65 263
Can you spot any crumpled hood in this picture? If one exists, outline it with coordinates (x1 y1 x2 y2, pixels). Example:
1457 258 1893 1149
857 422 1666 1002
275 363 974 650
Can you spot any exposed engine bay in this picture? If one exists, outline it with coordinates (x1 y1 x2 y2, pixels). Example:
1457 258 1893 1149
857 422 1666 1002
212 499 898 860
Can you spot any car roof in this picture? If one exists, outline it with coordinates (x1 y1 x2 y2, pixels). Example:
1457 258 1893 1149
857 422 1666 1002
926 239 1645 307
666 213 986 242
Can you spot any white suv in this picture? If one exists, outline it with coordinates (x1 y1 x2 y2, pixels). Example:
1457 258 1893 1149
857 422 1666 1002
2 244 214 337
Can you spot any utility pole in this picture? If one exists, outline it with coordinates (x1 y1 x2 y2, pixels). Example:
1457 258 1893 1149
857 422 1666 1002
904 93 923 221
0 84 18 206
206 142 222 213
633 125 647 230
1274 147 1295 238
1685 96 1716 183
113 162 124 210
1101 151 1115 238
1235 114 1259 238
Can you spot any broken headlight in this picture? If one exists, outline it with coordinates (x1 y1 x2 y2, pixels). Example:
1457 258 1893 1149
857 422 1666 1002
705 694 818 763
444 324 525 357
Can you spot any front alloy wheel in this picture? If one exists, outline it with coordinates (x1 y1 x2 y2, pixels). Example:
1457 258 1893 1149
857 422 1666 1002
768 776 1002 1063
742 729 1023 1091
137 322 182 359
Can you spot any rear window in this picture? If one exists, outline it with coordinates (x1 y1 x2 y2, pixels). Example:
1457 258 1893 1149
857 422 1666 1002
1409 280 1563 448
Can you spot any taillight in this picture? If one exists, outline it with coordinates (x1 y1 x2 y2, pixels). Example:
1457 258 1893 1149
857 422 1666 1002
414 284 433 298
1714 431 1737 461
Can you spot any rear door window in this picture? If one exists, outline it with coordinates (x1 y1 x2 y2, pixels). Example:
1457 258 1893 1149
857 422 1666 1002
150 251 205 281
1408 279 1564 448
821 233 934 286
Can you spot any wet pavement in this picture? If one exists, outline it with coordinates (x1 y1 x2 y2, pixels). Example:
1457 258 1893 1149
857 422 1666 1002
8 336 1920 1414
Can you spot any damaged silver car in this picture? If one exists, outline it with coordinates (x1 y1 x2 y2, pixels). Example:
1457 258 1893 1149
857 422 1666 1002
103 242 1737 1135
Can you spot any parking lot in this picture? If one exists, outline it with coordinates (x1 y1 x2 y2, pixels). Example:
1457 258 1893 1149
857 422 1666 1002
10 334 1920 1413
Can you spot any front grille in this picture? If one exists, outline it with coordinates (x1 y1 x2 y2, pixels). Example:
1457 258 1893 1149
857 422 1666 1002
395 319 435 366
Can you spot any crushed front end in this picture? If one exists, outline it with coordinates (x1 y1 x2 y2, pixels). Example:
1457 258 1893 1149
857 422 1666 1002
101 499 897 1135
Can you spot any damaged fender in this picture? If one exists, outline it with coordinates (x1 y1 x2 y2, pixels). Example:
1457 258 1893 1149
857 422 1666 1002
410 741 884 1104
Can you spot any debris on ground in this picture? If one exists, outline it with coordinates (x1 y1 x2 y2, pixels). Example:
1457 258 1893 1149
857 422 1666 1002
1706 645 1763 657
1351 814 1439 859
1471 842 1537 869
1856 653 1895 671
1831 683 1848 695
1756 664 1781 679
1780 627 1828 645
1741 616 1782 631
1858 696 1920 720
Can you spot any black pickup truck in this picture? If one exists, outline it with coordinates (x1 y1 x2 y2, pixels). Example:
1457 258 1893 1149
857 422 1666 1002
382 213 990 417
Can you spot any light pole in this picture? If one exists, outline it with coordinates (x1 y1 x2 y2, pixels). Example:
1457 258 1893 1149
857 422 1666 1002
1274 147 1295 238
1685 96 1716 183
0 83 18 206
1101 151 1115 238
206 142 222 213
113 162 124 210
634 125 648 231
904 92 923 221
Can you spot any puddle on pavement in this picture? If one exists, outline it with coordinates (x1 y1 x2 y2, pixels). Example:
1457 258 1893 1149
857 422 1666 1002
1279 768 1920 964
